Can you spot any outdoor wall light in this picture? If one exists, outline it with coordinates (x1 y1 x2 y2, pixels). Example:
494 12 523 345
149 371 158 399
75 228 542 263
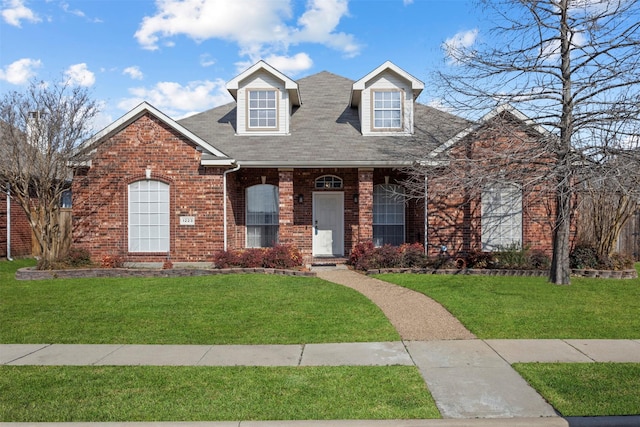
298 194 304 204
353 193 359 204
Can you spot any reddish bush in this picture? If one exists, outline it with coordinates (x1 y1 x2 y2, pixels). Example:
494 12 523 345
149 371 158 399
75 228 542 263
263 244 303 269
212 250 240 268
100 254 124 268
213 245 303 269
349 241 374 267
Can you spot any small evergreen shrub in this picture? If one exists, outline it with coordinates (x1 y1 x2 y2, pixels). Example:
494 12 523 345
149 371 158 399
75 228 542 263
493 243 529 269
53 247 93 268
570 244 599 269
528 249 551 270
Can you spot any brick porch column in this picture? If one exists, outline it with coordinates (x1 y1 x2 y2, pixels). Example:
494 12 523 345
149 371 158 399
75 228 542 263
278 169 294 245
358 168 373 244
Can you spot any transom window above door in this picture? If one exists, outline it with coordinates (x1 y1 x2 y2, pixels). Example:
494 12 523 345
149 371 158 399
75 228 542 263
315 175 343 189
248 90 277 128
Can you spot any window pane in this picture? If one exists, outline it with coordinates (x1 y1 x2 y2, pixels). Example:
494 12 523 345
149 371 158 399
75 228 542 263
129 180 170 253
482 184 523 251
248 90 277 128
246 185 279 248
373 185 405 246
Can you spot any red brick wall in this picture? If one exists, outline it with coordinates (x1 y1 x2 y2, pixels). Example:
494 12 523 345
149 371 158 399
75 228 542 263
72 113 226 263
426 114 558 257
0 197 33 257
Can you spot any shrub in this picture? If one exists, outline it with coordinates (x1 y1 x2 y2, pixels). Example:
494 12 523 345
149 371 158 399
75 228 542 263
570 244 599 269
212 250 240 268
50 247 93 269
464 251 496 269
493 243 529 269
348 241 375 268
100 254 124 268
607 253 634 270
528 249 551 270
238 248 267 268
399 243 427 268
212 245 303 269
263 244 303 269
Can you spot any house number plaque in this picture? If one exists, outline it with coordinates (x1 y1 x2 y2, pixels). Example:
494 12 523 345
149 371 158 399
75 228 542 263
180 216 195 226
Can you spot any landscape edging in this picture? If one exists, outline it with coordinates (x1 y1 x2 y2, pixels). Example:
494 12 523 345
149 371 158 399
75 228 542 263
366 267 638 279
15 267 316 281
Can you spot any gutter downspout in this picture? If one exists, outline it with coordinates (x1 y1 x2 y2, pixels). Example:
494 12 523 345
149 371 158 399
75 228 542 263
223 163 241 251
424 175 428 256
6 183 13 261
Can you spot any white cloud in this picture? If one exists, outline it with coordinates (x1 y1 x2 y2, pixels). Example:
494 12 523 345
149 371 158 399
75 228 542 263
64 63 96 87
0 58 41 84
403 0 414 5
118 79 232 118
1 0 40 27
443 29 478 64
199 53 216 67
263 53 313 75
134 0 359 64
123 66 144 80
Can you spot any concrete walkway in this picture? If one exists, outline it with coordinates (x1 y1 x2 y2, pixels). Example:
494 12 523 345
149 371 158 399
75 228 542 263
3 339 640 422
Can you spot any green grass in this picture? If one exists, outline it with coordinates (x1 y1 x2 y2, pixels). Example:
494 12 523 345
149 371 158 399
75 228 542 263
0 365 439 422
375 269 640 339
1 259 399 344
514 363 640 416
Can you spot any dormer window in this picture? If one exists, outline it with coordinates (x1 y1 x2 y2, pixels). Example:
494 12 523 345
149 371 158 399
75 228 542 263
248 90 278 129
373 91 402 130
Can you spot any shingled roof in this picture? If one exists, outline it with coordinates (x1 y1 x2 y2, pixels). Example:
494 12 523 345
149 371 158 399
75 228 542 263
178 70 470 167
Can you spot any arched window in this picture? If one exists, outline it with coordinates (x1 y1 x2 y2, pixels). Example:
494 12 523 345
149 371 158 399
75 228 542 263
128 180 170 252
246 184 279 248
373 184 405 246
315 175 343 189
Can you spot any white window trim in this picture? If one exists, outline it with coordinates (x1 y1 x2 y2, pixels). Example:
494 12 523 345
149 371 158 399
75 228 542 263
246 184 279 248
371 90 403 131
128 180 170 253
481 184 523 251
246 89 279 131
373 184 406 246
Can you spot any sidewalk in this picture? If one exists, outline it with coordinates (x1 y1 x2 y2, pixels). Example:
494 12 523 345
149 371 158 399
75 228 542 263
2 339 640 424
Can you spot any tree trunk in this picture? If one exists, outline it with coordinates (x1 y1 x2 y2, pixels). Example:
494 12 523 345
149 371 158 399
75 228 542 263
549 183 572 284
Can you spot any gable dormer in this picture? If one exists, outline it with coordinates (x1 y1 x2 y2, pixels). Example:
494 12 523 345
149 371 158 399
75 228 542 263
226 61 301 136
350 61 424 136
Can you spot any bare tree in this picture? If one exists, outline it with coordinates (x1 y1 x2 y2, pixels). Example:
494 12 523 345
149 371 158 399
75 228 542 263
0 79 99 269
420 0 640 284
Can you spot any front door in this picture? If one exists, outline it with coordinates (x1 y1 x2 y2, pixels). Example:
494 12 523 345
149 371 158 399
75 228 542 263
312 192 344 256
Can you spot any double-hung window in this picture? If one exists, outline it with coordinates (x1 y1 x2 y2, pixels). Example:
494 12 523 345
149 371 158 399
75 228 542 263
373 184 405 246
129 180 170 252
481 184 523 251
246 184 279 248
248 90 277 129
373 91 402 129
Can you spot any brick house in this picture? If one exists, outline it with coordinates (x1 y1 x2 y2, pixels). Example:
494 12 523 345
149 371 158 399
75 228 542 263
71 61 556 266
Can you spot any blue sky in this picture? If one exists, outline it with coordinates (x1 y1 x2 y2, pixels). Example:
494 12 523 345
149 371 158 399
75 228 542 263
0 0 481 129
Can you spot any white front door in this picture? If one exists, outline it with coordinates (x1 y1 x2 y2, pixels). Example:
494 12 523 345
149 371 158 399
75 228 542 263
312 192 344 256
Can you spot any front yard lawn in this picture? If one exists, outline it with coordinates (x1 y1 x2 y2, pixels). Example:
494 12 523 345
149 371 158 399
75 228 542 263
1 259 398 344
514 363 640 416
376 269 640 339
0 365 439 421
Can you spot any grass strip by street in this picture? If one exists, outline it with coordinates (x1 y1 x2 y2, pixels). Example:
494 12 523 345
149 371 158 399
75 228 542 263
513 363 640 416
1 259 398 344
375 268 640 339
0 365 439 422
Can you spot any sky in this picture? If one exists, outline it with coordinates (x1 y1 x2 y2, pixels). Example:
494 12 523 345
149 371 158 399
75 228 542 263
0 0 483 130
